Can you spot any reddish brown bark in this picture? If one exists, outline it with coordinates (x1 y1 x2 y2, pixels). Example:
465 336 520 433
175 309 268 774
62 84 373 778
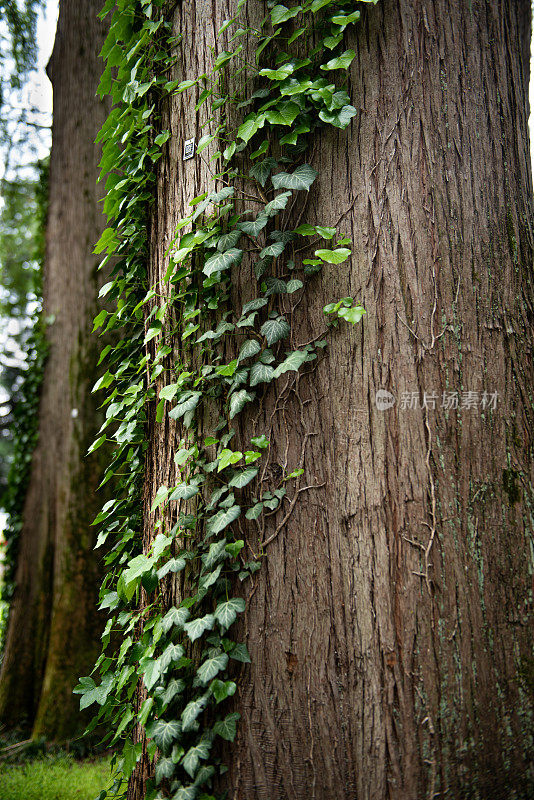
0 0 109 740
133 1 534 797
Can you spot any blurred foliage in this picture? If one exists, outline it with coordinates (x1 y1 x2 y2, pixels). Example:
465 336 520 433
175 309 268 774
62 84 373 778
0 158 48 648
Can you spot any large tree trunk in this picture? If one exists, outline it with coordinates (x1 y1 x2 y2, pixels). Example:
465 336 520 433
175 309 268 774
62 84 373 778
0 0 109 740
133 0 534 797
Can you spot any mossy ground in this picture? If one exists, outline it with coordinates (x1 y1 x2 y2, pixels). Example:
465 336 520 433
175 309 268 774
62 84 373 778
0 754 111 800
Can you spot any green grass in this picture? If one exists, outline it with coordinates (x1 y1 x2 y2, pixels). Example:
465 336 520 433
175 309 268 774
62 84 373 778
0 755 111 800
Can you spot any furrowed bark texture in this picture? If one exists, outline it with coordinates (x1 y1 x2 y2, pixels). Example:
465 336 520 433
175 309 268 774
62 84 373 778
0 0 109 740
135 1 534 798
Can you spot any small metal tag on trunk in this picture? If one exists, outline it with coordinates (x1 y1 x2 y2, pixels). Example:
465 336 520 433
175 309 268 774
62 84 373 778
183 138 195 160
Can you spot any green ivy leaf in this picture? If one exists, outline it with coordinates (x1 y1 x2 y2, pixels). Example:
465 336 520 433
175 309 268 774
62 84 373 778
181 696 208 731
273 349 309 378
213 712 241 742
210 679 237 703
228 468 258 488
270 5 301 25
217 229 242 251
184 614 216 643
249 362 275 386
169 483 200 501
264 190 292 215
155 755 175 784
161 606 190 633
182 737 211 778
260 315 290 345
203 248 242 277
169 391 201 420
196 653 229 686
259 62 294 80
229 642 251 663
150 719 182 752
338 305 366 324
272 164 317 191
214 597 246 629
259 241 284 259
320 49 356 71
315 247 351 264
238 212 269 235
206 504 241 535
265 101 300 126
229 389 254 418
217 448 243 471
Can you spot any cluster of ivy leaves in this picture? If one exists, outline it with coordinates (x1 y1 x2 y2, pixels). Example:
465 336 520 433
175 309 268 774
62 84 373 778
76 1 375 799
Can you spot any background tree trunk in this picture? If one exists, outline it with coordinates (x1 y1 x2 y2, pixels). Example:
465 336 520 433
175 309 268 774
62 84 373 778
133 0 534 797
0 0 109 741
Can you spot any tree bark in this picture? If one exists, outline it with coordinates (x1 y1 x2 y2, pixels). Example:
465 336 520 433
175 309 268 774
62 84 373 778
134 0 534 797
0 0 109 741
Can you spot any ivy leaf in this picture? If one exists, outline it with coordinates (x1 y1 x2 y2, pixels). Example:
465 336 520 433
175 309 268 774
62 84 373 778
315 225 336 239
161 678 186 706
161 606 190 633
150 719 182 753
259 62 294 80
217 229 242 251
160 643 186 672
228 468 258 488
249 159 278 187
160 383 179 402
249 362 275 386
172 786 197 800
181 696 208 731
182 738 211 778
169 483 200 501
238 213 269 236
265 101 300 126
184 613 216 642
169 392 201 420
338 305 366 324
273 349 310 378
245 501 264 519
142 658 163 691
320 49 356 71
218 448 243 471
319 105 357 129
229 642 251 663
264 191 292 216
206 504 241 535
156 756 175 784
202 539 228 569
272 164 317 192
214 597 246 629
121 739 142 779
260 316 290 345
242 297 268 315
270 5 301 24
196 653 229 686
210 679 237 703
238 339 261 361
213 712 240 742
237 113 265 142
286 279 303 293
259 241 284 259
203 248 242 276
331 9 361 29
315 248 351 264
229 389 254 419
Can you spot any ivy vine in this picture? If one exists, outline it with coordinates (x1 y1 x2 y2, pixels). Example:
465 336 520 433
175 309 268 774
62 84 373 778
76 1 376 798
